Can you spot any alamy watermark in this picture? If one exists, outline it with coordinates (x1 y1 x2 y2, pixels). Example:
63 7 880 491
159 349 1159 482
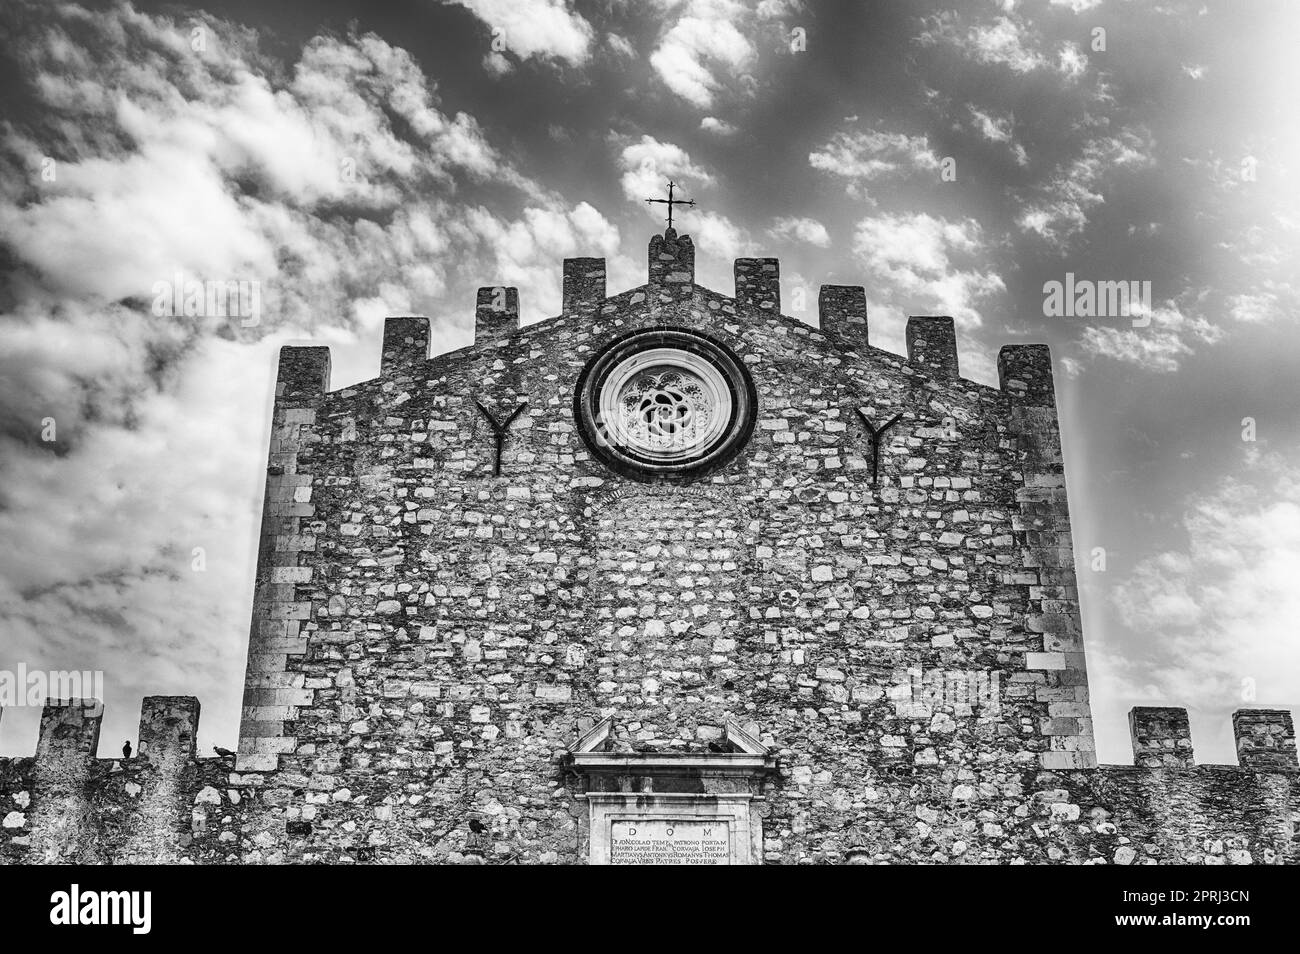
50 884 151 934
0 664 103 708
152 271 261 326
1043 272 1151 326
891 666 1001 713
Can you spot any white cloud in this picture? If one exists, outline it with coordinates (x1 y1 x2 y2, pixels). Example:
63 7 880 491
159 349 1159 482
968 106 1028 165
0 4 624 755
968 106 1012 144
920 14 1046 73
606 33 636 58
649 0 757 109
700 116 737 136
769 216 830 247
1228 290 1284 324
1110 459 1300 708
851 212 1004 334
615 134 714 205
1057 42 1088 80
1016 129 1155 246
969 17 1046 72
1078 304 1224 372
921 11 1092 81
691 211 751 262
612 135 752 270
809 128 942 197
483 50 513 75
449 202 621 310
443 0 594 67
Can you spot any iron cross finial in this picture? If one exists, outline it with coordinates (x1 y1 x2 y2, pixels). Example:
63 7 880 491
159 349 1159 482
645 180 696 231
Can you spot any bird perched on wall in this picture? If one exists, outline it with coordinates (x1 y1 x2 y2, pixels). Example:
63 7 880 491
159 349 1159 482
213 746 236 759
122 741 132 759
464 818 490 855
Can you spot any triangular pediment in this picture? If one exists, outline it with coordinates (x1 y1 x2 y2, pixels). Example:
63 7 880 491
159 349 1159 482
569 716 769 757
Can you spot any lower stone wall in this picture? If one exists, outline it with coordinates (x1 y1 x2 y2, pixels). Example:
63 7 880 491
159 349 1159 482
764 764 1296 865
2 754 1295 864
0 754 232 864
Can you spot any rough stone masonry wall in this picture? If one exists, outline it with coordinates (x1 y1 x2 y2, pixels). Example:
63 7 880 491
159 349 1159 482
218 250 1055 861
0 233 1295 865
207 233 1294 864
1 700 1295 864
0 698 231 864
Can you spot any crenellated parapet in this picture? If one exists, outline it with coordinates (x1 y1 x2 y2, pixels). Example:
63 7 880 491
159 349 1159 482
0 696 216 863
1119 706 1299 770
1 694 1297 864
345 236 1075 401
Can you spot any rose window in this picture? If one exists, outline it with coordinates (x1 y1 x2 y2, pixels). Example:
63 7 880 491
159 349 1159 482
620 367 712 447
574 328 756 480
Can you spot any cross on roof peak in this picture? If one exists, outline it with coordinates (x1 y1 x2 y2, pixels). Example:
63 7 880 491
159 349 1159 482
645 180 696 232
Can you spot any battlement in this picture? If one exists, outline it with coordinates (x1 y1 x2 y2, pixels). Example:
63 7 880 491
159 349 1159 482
8 700 1294 773
316 234 1062 402
0 696 212 864
1127 706 1298 769
2 695 1296 865
2 696 201 765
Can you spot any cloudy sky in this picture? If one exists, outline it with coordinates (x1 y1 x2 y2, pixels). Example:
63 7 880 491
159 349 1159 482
0 0 1296 762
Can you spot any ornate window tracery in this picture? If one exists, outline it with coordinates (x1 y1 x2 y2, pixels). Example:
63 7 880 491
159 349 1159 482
574 329 755 480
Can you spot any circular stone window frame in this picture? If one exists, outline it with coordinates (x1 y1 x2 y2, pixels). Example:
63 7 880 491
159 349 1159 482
574 327 757 482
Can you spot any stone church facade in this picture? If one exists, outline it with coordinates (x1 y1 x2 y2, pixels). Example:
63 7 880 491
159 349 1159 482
1 229 1296 864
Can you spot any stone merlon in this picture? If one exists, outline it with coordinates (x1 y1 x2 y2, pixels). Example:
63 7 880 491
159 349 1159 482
475 285 520 345
905 315 958 380
734 258 780 313
648 228 694 290
563 257 607 313
381 317 430 377
818 285 868 346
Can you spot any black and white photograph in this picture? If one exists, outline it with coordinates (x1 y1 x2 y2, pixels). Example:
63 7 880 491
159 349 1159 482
0 0 1294 925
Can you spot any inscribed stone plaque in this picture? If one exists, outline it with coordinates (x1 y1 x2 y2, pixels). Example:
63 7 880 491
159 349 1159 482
585 793 759 865
610 819 731 865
